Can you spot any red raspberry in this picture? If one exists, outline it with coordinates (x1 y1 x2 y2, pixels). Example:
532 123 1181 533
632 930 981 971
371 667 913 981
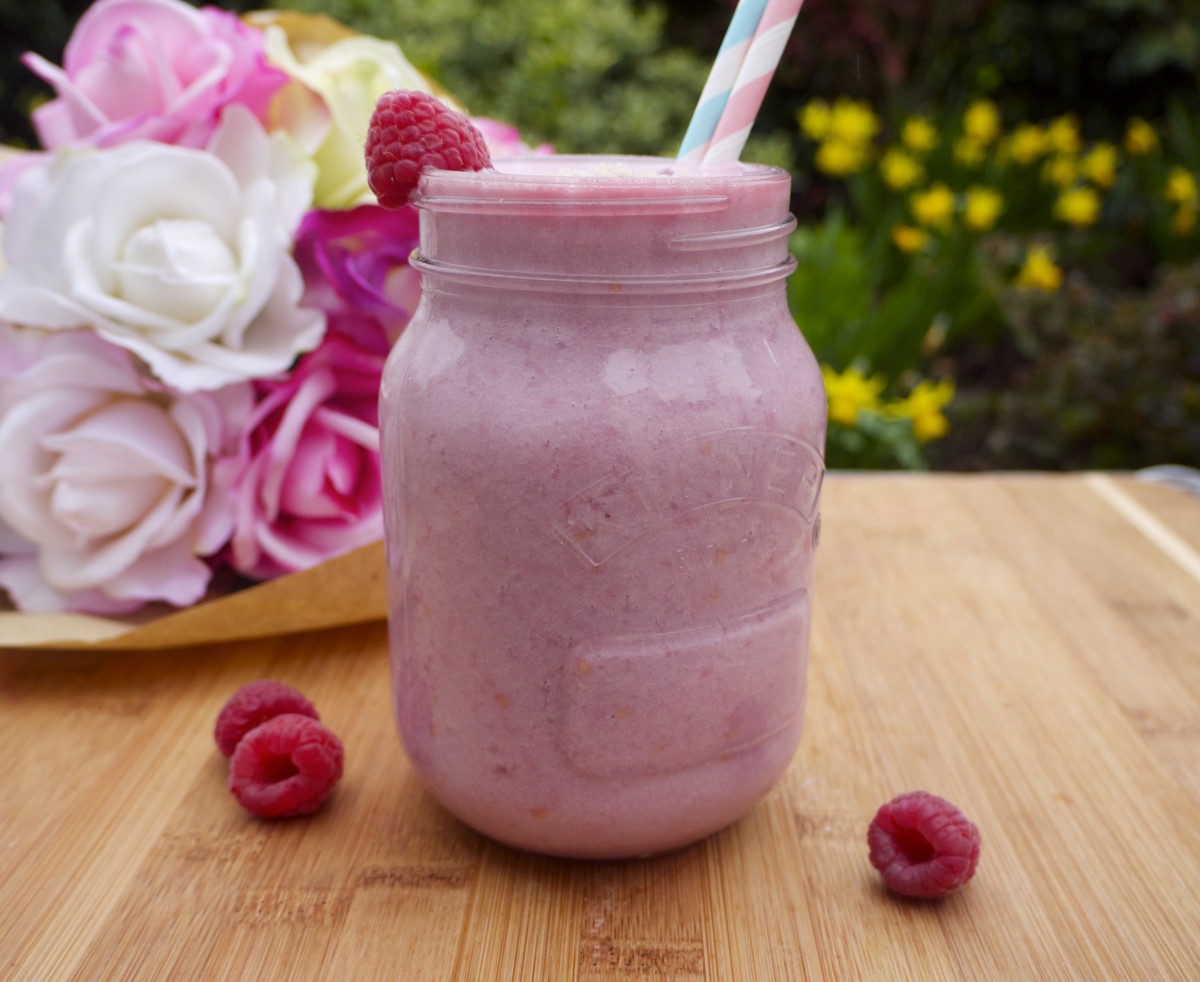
214 679 318 757
228 714 344 819
365 89 491 208
867 790 981 899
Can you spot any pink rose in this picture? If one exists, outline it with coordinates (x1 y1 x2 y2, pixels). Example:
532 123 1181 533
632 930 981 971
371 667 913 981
0 326 251 613
217 334 386 579
472 117 555 158
210 206 414 581
22 0 286 151
293 204 422 355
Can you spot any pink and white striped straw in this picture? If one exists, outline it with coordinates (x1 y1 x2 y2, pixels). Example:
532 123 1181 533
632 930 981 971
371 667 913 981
675 0 770 170
696 0 806 170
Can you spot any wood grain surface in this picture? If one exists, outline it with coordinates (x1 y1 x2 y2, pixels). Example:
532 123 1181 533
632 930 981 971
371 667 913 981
2 474 1198 981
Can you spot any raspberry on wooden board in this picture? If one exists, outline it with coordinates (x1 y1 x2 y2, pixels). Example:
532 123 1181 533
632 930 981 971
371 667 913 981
228 713 345 819
867 790 981 899
214 679 319 757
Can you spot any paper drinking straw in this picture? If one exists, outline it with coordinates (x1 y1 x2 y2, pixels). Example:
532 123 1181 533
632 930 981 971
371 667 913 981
675 0 771 170
699 0 806 169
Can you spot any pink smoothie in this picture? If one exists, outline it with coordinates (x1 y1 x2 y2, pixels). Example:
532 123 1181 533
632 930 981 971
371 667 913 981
380 156 825 858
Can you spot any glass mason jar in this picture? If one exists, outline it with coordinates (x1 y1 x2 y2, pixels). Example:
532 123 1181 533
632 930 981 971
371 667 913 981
380 156 825 858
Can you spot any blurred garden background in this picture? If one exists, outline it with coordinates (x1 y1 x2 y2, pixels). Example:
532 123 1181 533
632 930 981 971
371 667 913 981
3 0 1199 471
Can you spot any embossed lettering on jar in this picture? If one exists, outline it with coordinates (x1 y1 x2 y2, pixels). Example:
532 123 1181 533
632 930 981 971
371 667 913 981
379 156 826 858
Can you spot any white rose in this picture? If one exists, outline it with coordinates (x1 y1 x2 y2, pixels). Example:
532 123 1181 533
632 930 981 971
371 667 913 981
0 325 253 613
0 106 324 392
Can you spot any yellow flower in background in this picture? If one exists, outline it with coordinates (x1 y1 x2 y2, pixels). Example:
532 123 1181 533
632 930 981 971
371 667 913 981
799 99 832 140
815 139 869 176
963 99 1001 144
1054 186 1101 227
1046 114 1082 154
887 379 955 442
1016 245 1063 292
1079 142 1119 188
902 116 938 154
822 364 885 427
964 186 1004 231
806 98 878 177
891 224 928 253
954 135 988 167
1008 123 1047 165
1165 166 1199 204
1042 154 1078 188
911 183 956 230
828 98 880 145
1173 203 1198 236
1124 117 1159 156
880 148 924 189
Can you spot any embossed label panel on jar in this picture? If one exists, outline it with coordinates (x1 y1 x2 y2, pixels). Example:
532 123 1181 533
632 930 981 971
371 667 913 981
554 427 821 779
562 588 809 777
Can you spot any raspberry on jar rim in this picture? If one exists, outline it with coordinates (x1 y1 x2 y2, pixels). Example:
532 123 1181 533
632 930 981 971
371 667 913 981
364 90 492 209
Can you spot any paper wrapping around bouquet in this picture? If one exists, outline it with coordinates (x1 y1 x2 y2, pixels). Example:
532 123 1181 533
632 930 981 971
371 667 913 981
0 543 387 651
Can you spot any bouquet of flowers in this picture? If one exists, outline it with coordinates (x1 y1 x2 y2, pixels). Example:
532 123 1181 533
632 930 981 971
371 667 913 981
0 0 542 618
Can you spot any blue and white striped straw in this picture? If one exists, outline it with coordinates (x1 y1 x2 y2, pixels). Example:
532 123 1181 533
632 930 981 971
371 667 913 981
675 0 770 170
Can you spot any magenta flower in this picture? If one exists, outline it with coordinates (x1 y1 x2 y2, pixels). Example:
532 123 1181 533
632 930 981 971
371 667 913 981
293 204 422 354
214 204 417 579
472 117 555 158
216 334 387 579
22 0 287 151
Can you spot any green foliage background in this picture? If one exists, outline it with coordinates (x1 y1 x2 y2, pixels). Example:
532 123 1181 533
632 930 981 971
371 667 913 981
7 1 1198 165
279 0 709 156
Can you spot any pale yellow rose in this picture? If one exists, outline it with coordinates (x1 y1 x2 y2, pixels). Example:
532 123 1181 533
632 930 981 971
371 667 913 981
256 12 437 208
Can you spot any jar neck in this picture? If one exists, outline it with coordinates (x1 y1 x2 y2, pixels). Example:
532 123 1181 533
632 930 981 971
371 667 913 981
410 252 797 299
413 281 794 353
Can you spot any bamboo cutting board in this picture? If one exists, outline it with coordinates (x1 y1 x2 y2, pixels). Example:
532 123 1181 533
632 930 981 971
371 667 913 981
1 474 1198 980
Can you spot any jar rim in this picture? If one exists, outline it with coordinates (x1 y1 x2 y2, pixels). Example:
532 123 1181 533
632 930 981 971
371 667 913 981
413 155 791 216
